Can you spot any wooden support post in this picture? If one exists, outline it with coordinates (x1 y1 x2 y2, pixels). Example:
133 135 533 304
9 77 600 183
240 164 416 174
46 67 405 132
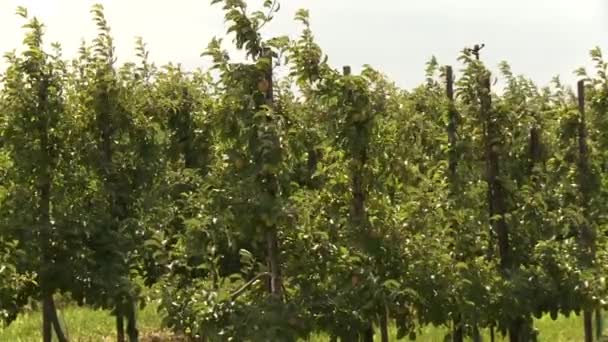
343 64 374 342
577 80 594 342
262 49 283 300
446 66 458 178
446 65 464 342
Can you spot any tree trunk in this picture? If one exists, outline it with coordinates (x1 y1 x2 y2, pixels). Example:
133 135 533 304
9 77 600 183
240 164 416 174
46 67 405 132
480 72 519 339
42 293 68 342
116 307 125 342
584 310 593 342
529 126 541 173
595 310 603 339
39 125 67 342
380 305 389 342
49 295 68 342
446 65 458 179
343 65 376 341
362 326 374 342
446 66 464 342
340 331 357 342
577 81 595 342
39 92 56 342
42 295 53 342
472 326 482 342
307 147 318 178
485 123 510 270
266 228 283 298
126 298 138 342
452 317 463 342
508 322 520 342
96 70 141 342
182 115 197 170
261 50 284 301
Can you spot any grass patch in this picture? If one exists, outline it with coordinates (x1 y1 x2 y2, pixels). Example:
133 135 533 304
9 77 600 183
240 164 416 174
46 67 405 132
1 304 605 341
0 303 165 342
308 313 602 341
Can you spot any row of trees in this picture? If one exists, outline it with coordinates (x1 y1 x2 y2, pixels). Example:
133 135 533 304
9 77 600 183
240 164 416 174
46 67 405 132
1 1 608 341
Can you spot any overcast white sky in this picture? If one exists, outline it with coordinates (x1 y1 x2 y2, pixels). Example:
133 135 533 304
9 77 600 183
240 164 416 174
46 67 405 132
1 0 606 88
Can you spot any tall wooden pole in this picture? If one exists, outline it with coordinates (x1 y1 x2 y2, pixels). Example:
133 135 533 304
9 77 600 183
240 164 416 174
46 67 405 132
577 80 594 342
343 65 376 342
445 65 464 342
263 49 283 300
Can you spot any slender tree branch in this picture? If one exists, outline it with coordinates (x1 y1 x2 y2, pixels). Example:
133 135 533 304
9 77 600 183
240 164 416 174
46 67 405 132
230 272 270 300
257 0 278 31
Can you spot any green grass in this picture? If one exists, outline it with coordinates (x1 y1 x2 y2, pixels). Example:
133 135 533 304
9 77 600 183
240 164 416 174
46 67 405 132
308 313 602 341
0 303 165 342
1 305 604 341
